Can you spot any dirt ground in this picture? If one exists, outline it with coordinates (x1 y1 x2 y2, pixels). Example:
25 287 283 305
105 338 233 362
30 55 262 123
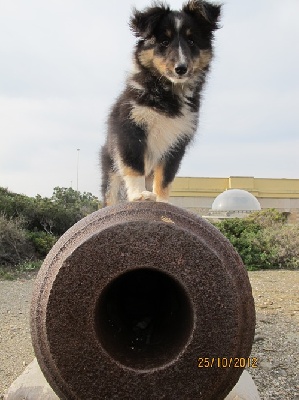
0 270 298 399
248 270 299 399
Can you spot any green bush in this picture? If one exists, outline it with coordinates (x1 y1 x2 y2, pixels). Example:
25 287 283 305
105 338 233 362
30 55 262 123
27 231 58 257
213 209 298 270
214 218 271 270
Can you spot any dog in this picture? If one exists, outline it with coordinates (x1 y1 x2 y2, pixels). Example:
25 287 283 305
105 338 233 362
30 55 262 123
101 0 221 206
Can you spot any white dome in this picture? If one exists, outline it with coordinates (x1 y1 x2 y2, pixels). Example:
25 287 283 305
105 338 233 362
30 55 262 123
212 189 261 212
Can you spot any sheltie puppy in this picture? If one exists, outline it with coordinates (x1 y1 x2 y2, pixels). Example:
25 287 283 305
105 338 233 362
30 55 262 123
101 0 221 206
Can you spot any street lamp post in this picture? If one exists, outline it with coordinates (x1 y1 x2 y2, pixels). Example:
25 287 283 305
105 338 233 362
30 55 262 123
76 149 80 191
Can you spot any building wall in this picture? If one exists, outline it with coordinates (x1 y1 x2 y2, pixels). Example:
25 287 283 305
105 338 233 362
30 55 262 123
170 176 299 222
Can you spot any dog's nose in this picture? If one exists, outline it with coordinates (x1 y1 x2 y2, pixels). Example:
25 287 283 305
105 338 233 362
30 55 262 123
175 64 188 76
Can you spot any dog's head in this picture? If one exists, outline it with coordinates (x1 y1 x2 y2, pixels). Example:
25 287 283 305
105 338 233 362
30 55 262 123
130 0 221 84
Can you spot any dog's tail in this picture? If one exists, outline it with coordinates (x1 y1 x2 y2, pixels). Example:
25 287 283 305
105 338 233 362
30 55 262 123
100 145 125 206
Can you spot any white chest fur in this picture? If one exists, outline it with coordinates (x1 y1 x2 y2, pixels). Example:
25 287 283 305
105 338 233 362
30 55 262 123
130 100 198 175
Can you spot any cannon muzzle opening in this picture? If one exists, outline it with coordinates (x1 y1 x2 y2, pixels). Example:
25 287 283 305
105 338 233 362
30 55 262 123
96 268 194 370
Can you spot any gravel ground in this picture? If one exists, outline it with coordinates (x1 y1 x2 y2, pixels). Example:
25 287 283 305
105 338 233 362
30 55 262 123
0 270 298 399
0 276 35 398
249 271 299 400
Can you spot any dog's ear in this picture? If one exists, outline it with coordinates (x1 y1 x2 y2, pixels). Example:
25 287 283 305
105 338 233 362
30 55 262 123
183 0 221 32
130 3 170 39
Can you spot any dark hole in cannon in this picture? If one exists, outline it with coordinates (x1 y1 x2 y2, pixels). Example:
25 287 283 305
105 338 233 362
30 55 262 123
95 268 194 370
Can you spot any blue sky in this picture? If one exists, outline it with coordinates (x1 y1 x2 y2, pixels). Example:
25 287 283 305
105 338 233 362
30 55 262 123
1 0 298 198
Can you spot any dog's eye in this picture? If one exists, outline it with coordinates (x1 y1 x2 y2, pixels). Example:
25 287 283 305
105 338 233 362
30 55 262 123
161 40 170 47
188 39 195 46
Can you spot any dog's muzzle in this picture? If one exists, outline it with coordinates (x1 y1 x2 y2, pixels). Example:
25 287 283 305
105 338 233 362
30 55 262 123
175 63 188 76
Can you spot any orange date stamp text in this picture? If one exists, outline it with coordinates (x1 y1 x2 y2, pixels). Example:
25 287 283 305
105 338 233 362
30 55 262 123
197 357 258 368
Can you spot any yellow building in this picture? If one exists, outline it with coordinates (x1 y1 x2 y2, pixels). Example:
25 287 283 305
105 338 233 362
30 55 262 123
170 176 299 223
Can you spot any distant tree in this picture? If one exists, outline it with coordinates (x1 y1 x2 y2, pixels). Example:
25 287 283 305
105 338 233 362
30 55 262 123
46 187 100 235
33 195 58 234
51 187 100 216
0 186 101 266
0 187 36 221
0 186 101 236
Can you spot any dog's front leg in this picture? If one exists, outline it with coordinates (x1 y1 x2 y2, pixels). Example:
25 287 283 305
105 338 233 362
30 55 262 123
153 164 171 203
123 168 156 202
153 141 190 202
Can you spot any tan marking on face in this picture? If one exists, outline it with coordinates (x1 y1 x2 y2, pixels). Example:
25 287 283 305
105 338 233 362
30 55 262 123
138 49 154 68
153 56 168 75
193 49 212 71
153 164 171 201
186 28 192 36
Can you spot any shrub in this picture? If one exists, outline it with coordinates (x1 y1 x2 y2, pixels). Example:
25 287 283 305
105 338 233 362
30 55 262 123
213 210 299 270
27 231 58 257
259 224 299 269
214 218 272 270
0 214 34 266
246 208 287 227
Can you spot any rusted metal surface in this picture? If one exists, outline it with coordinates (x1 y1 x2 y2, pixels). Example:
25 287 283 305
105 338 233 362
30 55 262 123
31 202 255 400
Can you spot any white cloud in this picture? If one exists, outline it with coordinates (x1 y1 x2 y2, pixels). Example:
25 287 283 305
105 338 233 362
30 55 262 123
0 97 103 196
0 0 298 199
180 139 299 179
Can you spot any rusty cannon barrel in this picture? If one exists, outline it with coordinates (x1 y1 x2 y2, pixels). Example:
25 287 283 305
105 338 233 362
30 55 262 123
30 202 255 400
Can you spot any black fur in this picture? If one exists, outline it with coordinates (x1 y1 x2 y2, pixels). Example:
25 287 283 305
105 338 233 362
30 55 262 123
101 0 221 206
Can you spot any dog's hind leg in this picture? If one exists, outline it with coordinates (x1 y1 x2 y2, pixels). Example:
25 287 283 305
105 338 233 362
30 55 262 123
106 172 123 206
101 145 122 206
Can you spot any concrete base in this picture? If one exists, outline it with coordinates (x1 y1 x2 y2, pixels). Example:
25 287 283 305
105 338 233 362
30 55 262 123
225 369 261 400
4 358 58 400
5 358 260 400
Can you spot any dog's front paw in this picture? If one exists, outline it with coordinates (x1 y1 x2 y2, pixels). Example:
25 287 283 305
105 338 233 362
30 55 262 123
131 191 157 202
156 197 169 203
